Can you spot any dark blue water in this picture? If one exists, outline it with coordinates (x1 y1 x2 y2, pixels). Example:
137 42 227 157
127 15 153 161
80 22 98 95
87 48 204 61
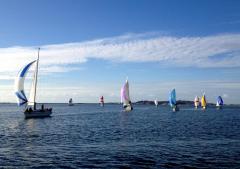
0 103 240 168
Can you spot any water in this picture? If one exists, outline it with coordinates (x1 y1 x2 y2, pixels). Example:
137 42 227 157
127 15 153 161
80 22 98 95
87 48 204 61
0 103 240 168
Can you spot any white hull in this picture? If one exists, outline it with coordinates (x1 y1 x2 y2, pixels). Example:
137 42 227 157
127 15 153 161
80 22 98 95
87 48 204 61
172 107 179 112
124 104 133 111
194 102 200 108
24 109 52 118
125 106 132 111
172 105 179 112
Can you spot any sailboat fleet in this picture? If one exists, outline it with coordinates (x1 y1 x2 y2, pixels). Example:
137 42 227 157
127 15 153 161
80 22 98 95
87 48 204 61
13 49 225 118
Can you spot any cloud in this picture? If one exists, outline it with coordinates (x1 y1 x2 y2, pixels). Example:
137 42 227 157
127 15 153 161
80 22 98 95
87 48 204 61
0 32 240 77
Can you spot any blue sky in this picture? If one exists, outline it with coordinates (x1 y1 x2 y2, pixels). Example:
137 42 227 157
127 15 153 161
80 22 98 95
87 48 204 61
0 0 240 104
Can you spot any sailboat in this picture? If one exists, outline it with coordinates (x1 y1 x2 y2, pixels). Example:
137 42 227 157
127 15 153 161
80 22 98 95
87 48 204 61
154 99 158 107
169 89 179 112
14 48 52 118
68 98 74 106
201 93 207 110
121 78 133 111
100 96 104 107
216 96 223 109
194 96 200 109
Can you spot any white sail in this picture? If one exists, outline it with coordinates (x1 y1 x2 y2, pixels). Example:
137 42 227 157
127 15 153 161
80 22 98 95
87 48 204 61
154 99 158 106
28 62 37 106
121 78 133 111
194 96 200 107
28 49 39 108
121 79 130 105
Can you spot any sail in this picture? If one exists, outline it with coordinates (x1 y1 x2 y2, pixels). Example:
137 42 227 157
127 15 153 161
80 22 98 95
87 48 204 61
29 49 40 109
169 89 176 107
201 94 207 107
217 96 223 106
194 96 200 107
14 60 36 106
154 99 158 106
121 80 130 105
28 61 38 106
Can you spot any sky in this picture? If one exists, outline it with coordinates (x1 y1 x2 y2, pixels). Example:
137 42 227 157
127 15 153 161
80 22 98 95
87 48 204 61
0 0 240 104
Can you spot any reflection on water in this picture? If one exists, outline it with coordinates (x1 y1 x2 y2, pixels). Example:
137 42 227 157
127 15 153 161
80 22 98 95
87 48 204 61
0 103 240 168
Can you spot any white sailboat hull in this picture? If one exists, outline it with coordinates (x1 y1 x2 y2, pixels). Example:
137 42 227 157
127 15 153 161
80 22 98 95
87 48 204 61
123 104 133 111
24 109 52 118
194 102 199 108
172 105 179 112
124 106 132 111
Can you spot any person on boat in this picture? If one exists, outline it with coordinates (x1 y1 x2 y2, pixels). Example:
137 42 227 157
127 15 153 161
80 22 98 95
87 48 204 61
41 104 44 110
29 107 32 112
129 101 133 110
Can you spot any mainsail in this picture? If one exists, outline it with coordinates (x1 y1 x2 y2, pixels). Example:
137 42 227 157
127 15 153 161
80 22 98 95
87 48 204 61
121 79 131 105
169 89 177 107
28 49 39 109
14 60 36 106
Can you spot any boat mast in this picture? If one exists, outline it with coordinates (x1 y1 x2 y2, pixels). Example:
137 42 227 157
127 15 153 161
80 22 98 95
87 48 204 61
33 48 40 110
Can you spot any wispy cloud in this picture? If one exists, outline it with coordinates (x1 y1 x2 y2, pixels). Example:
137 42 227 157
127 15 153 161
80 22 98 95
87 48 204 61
1 32 240 77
